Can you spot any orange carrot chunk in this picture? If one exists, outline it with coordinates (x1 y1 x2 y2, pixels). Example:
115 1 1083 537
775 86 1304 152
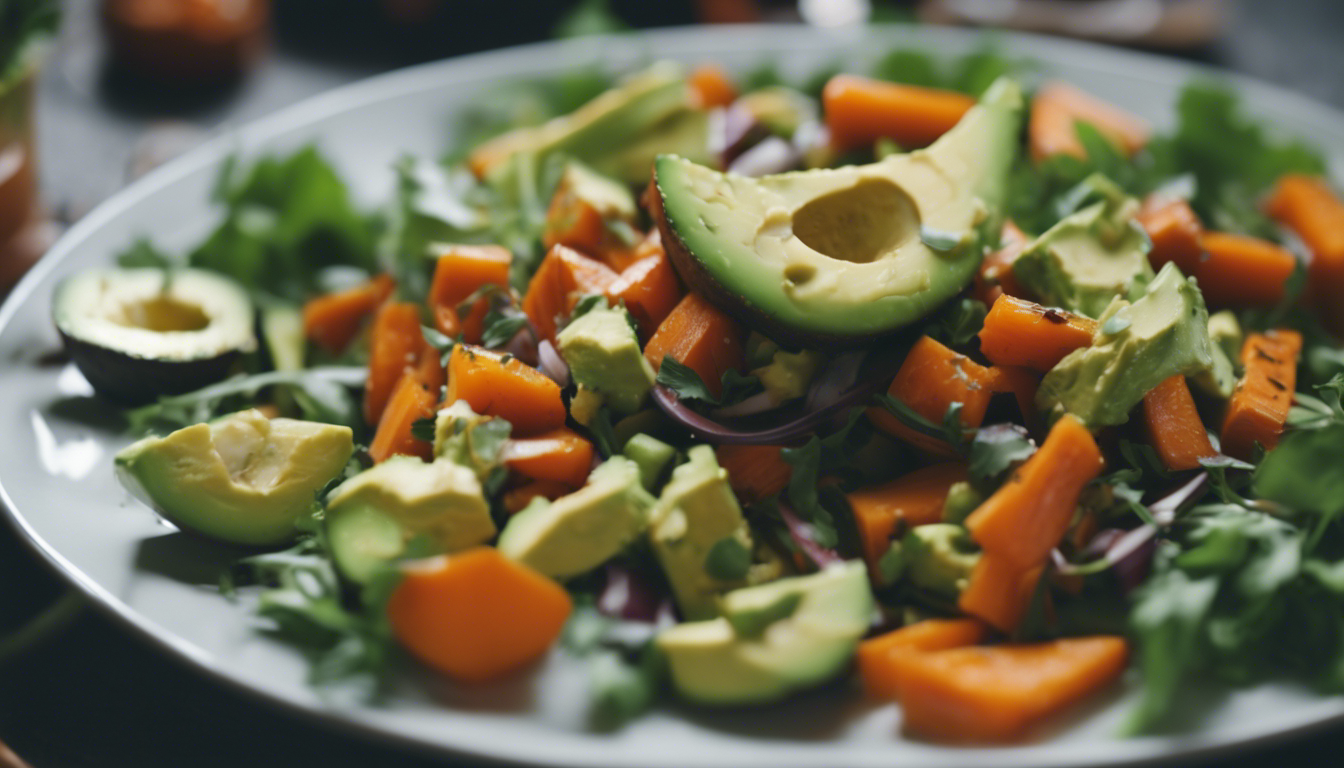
643 292 746 400
1221 330 1303 461
965 414 1104 569
446 344 567 437
957 552 1043 634
364 302 427 426
387 548 572 683
499 428 596 489
606 231 685 340
1265 174 1344 332
522 245 620 343
1029 81 1149 162
302 273 395 355
866 336 998 455
715 444 793 505
891 636 1129 742
974 221 1031 306
823 74 975 151
1137 197 1204 274
858 619 987 699
979 295 1098 372
428 244 513 345
1195 232 1297 309
368 371 438 463
1143 375 1216 471
847 463 969 578
688 63 738 109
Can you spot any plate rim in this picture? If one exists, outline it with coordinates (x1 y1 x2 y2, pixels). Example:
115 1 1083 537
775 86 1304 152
5 22 1344 768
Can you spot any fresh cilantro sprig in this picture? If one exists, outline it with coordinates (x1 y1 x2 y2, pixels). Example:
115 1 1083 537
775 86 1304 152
655 356 761 408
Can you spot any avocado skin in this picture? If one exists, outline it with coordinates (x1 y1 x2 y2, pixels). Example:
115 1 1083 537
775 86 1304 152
60 331 243 405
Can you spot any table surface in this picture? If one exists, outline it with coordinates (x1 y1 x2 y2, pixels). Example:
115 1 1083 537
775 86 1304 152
5 0 1344 766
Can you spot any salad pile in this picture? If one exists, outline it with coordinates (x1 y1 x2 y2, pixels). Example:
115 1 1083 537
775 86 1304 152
54 43 1344 742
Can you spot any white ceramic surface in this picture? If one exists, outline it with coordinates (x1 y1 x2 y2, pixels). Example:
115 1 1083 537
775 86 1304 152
3 24 1344 768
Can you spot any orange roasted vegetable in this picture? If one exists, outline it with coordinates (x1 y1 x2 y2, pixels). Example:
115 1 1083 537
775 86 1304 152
368 371 438 463
606 232 685 340
1265 174 1344 331
974 221 1031 305
522 245 620 343
979 295 1098 372
428 245 512 344
1195 232 1297 309
688 63 738 109
867 336 997 455
364 302 426 426
715 444 793 505
957 552 1043 633
446 344 566 437
1137 197 1204 274
387 548 572 683
1143 375 1215 471
858 619 986 699
503 480 578 516
1029 81 1148 162
847 463 969 578
499 428 596 489
1221 330 1303 461
823 74 975 151
302 273 395 355
644 292 746 400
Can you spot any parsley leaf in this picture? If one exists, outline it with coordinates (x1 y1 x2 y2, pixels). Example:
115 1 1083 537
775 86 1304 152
126 367 366 434
968 423 1036 492
655 357 759 407
479 307 530 349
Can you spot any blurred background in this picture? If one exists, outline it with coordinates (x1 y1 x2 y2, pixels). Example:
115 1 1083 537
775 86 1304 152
1 0 1343 766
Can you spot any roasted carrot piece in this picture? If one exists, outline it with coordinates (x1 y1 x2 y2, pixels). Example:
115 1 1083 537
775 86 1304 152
1137 197 1204 274
522 245 620 343
978 295 1098 372
988 366 1043 435
364 302 426 426
606 231 685 339
414 338 446 396
643 292 746 399
1195 232 1297 309
957 552 1043 633
1265 174 1344 330
867 336 998 456
965 414 1104 569
1029 81 1149 162
858 619 987 699
891 636 1129 742
387 548 572 683
715 444 793 505
1221 330 1303 461
1143 375 1216 471
503 480 578 516
302 273 395 355
369 371 438 463
847 463 969 578
974 221 1031 306
823 74 975 151
446 344 566 437
499 428 596 489
688 63 738 109
543 192 607 257
428 244 512 345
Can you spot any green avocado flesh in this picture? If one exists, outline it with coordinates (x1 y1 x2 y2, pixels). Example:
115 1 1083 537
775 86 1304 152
115 409 353 546
653 78 1022 344
656 562 874 705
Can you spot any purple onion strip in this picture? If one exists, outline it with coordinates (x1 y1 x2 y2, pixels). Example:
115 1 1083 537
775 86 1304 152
596 564 662 623
536 339 569 389
778 503 843 569
727 136 800 177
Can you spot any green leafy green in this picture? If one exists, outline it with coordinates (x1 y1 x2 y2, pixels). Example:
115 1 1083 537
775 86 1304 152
968 423 1036 492
927 297 988 347
780 408 870 549
553 0 628 38
126 367 366 434
0 0 58 87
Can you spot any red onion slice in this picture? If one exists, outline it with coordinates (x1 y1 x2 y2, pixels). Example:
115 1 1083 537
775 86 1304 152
778 502 844 569
727 137 801 177
537 339 569 389
597 564 662 623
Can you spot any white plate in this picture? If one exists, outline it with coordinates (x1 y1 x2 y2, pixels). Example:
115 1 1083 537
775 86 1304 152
4 24 1344 768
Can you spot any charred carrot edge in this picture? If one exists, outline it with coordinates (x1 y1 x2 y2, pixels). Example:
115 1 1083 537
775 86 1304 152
979 295 1098 372
1220 330 1303 461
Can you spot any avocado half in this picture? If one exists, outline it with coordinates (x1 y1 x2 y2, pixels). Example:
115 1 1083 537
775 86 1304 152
53 267 257 404
652 78 1023 348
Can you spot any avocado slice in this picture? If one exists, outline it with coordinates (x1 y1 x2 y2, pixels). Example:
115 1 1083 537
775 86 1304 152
54 268 257 404
497 456 654 579
657 562 874 705
115 409 354 546
557 304 656 416
651 77 1023 347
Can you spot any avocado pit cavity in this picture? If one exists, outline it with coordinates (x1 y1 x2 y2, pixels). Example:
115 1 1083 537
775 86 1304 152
791 179 921 265
111 296 212 333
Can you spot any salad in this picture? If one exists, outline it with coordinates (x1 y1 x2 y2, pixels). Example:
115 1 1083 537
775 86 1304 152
50 43 1344 743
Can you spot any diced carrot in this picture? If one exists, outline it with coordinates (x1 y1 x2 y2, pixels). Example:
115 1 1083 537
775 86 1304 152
957 552 1043 633
858 619 987 699
847 463 969 578
606 231 685 340
387 548 572 683
978 295 1098 372
414 339 446 396
1221 330 1303 461
433 302 462 339
643 292 745 399
715 444 793 505
1143 375 1216 471
823 74 975 151
543 191 607 256
1265 174 1344 332
1029 81 1149 162
368 371 438 463
446 344 567 437
988 366 1043 435
428 245 512 345
965 414 1104 569
364 302 426 426
866 336 998 456
688 63 738 109
974 221 1031 306
522 245 620 343
302 273 395 355
1137 197 1204 274
891 636 1129 742
499 428 596 489
503 480 578 516
1195 232 1297 308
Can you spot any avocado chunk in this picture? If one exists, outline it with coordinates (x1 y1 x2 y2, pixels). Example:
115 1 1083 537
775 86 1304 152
54 268 258 404
623 433 677 492
648 445 754 620
1037 262 1215 427
1191 309 1243 399
115 409 353 546
497 456 654 579
1012 175 1154 318
325 456 496 554
557 305 655 415
892 523 981 599
551 159 639 225
657 562 874 704
326 503 403 584
735 86 817 138
751 348 823 405
433 400 511 483
652 78 1023 347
